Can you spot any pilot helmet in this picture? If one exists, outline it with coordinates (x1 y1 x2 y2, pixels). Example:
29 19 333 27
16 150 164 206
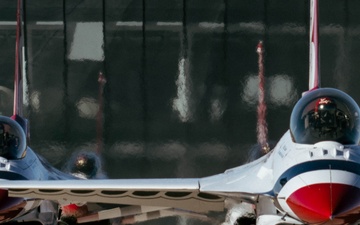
290 88 360 145
314 97 337 129
71 152 98 178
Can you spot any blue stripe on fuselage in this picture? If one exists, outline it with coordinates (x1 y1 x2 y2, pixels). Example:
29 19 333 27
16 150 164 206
272 159 360 195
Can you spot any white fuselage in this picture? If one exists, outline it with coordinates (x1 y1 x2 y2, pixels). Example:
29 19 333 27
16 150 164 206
273 131 360 224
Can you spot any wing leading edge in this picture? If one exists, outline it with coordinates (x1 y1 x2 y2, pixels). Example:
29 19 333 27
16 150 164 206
0 152 272 214
3 178 224 214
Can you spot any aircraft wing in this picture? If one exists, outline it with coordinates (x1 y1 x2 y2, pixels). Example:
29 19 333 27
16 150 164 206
200 151 274 201
2 178 224 213
0 152 273 221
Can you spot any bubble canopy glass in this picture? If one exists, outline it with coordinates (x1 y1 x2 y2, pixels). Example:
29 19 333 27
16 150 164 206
290 88 360 145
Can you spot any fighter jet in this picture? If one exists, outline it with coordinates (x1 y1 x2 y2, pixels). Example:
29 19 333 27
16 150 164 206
1 0 360 225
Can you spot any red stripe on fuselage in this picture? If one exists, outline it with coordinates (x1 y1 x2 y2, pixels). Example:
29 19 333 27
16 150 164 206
287 183 360 225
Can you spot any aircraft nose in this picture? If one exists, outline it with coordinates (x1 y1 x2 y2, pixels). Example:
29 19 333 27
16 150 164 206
286 182 360 224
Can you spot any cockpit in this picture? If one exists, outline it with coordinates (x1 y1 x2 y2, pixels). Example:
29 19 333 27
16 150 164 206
0 116 26 159
290 88 360 145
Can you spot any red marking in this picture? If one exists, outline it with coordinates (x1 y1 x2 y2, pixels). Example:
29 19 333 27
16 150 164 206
62 204 88 218
256 41 263 54
256 41 269 153
314 97 335 113
287 183 360 224
318 98 332 105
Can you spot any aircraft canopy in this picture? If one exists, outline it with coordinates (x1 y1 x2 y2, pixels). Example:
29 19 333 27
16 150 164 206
290 88 360 145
